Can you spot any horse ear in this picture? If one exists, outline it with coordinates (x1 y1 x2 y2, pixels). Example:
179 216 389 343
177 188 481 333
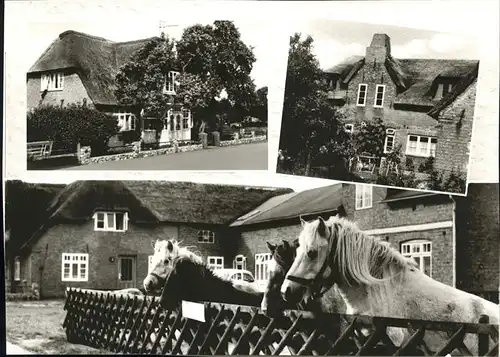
151 240 156 249
167 240 173 252
282 239 290 248
266 242 277 253
300 215 307 227
317 216 327 237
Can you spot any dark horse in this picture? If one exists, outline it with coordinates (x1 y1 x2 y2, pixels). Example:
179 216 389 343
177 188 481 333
158 255 263 310
263 239 346 316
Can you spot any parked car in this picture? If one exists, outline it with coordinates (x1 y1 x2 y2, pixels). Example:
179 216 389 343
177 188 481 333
212 269 265 293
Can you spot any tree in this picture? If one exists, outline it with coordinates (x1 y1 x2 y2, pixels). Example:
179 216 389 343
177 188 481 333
115 35 177 121
279 33 350 175
352 117 386 157
251 86 268 122
27 103 119 156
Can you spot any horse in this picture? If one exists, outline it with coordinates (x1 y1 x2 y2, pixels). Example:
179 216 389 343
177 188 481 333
143 239 203 294
280 215 499 355
157 255 263 310
262 239 346 316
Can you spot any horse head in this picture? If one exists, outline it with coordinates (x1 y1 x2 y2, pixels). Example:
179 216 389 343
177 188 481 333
261 238 299 315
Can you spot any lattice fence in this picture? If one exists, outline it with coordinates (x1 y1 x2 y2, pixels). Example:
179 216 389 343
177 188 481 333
63 288 499 356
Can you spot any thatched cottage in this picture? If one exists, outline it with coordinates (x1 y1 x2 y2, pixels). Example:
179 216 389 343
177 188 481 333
26 30 192 146
324 33 479 181
8 180 291 298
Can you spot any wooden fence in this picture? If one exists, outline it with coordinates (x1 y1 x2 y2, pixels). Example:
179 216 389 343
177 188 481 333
63 288 499 356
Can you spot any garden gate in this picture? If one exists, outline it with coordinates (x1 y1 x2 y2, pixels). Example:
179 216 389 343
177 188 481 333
63 288 498 356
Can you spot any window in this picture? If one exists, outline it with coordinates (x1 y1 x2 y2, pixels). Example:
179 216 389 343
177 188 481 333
113 110 136 132
148 256 154 274
344 124 354 134
255 253 272 282
182 109 191 129
401 240 432 277
384 128 395 153
14 257 21 281
207 256 224 270
41 72 64 91
94 212 128 232
233 254 247 270
62 253 89 282
406 135 437 157
355 184 372 210
356 84 367 106
164 71 179 94
198 230 215 243
374 85 386 108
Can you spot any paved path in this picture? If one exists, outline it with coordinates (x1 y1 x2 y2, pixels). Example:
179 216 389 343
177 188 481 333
65 142 268 170
6 341 32 355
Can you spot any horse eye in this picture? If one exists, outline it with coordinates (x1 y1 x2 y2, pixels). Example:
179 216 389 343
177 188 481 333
307 250 318 260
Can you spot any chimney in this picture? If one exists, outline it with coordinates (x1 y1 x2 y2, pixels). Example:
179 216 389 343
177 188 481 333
365 33 391 64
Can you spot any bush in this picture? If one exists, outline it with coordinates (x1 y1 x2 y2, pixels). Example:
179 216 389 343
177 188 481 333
118 130 141 144
27 103 120 156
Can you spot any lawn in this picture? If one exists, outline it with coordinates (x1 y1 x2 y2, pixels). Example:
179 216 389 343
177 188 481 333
6 300 114 354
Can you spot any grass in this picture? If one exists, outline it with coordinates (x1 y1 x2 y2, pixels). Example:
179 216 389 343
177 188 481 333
6 300 114 354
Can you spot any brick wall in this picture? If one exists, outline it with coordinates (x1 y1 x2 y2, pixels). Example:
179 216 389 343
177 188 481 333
434 81 477 176
26 71 94 111
27 220 229 298
178 225 230 266
456 183 499 292
341 183 453 230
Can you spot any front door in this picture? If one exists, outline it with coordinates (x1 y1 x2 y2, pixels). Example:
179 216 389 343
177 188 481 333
118 256 136 289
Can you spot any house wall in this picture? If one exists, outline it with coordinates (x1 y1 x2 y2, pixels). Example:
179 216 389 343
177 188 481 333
434 81 476 176
27 220 227 298
455 183 499 294
26 71 94 111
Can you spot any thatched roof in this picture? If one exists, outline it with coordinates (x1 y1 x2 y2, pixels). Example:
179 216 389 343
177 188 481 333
323 34 479 111
27 30 154 106
19 180 293 251
231 184 343 227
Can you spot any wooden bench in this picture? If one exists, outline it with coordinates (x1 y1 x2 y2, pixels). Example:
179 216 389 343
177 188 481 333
27 140 53 160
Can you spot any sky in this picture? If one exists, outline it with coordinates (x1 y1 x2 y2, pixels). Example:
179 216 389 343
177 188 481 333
291 19 481 71
25 19 272 89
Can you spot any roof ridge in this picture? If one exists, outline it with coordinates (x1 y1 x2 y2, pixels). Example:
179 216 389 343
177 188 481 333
59 30 113 43
116 37 157 45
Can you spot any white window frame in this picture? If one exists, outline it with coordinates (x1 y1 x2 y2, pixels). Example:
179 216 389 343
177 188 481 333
233 254 247 270
207 256 224 270
356 84 368 107
355 184 373 210
198 230 215 243
374 84 386 108
164 71 180 94
61 253 89 282
167 108 192 131
41 72 64 91
148 255 154 274
113 110 136 132
401 240 432 277
344 123 354 134
384 128 395 153
255 253 272 282
93 212 129 232
14 256 21 281
405 135 437 158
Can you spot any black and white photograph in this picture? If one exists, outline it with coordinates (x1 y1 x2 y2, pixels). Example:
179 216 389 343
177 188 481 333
4 179 499 354
277 20 483 195
25 20 268 171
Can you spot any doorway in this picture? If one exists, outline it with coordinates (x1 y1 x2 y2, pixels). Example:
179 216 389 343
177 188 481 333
117 256 136 289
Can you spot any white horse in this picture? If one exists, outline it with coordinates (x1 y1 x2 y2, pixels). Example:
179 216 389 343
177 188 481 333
143 239 203 293
280 215 499 355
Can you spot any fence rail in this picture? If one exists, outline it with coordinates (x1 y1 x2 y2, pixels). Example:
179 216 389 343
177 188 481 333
63 288 499 356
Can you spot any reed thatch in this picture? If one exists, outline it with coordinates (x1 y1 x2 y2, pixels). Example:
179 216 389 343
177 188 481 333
27 30 154 105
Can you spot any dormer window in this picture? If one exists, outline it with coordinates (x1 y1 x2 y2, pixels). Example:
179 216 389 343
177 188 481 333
374 85 386 108
434 82 454 100
164 71 179 94
41 72 64 91
356 84 367 106
94 211 129 232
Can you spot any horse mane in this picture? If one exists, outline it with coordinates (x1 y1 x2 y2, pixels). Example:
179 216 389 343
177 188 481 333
324 216 417 286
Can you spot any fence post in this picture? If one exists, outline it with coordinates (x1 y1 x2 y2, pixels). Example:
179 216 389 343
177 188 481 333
478 314 489 356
